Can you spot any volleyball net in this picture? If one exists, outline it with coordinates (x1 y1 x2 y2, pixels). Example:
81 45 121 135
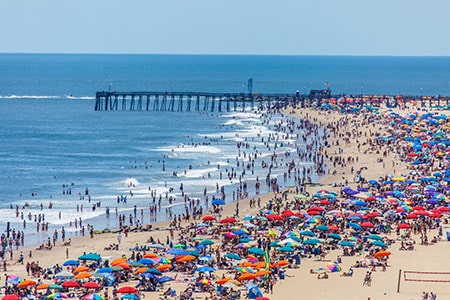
403 270 450 283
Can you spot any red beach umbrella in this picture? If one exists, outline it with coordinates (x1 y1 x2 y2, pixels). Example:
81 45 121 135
82 281 101 289
117 286 137 294
361 222 374 228
2 295 20 300
61 281 80 288
202 215 216 221
397 223 411 229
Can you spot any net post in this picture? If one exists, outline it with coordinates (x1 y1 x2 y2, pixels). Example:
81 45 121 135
397 269 402 293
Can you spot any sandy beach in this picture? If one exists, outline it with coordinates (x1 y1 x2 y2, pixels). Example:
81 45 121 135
3 102 450 300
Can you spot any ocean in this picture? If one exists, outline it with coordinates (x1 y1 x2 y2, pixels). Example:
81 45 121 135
1 54 450 246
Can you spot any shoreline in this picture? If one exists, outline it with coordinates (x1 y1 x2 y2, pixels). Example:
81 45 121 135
3 103 450 300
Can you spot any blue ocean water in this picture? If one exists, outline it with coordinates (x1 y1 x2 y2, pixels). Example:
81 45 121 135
1 54 450 246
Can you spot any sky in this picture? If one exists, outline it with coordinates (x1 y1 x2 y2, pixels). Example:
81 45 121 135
1 0 450 56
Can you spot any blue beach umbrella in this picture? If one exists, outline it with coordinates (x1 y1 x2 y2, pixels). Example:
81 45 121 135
347 222 363 230
212 199 225 205
371 240 387 248
338 240 355 247
63 260 80 266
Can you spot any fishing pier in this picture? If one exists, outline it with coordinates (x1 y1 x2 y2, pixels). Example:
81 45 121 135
94 90 450 112
94 91 306 112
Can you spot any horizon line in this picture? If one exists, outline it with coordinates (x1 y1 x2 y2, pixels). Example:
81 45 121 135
1 52 450 58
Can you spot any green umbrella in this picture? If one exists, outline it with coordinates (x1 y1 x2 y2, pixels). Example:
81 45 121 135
338 240 355 247
371 240 387 248
111 266 124 271
78 253 101 261
367 234 383 241
49 284 63 290
270 241 280 247
248 247 265 256
316 225 329 231
302 238 321 245
327 233 342 240
200 240 215 246
278 246 295 252
224 253 242 260
299 230 315 237
129 262 146 267
173 243 186 249
294 194 308 200
189 250 200 257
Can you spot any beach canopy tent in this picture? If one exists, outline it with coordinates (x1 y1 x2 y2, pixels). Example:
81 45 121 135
247 284 263 299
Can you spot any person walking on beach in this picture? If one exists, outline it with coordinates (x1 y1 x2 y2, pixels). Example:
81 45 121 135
117 232 122 244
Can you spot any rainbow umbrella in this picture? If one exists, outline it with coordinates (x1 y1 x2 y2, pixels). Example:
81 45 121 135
82 294 105 300
326 263 342 273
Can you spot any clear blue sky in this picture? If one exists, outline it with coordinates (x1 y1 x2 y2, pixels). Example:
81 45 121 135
1 0 450 55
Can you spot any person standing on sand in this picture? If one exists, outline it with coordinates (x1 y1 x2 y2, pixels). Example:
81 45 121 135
117 232 122 244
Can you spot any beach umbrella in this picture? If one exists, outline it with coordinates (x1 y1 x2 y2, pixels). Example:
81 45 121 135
397 223 411 229
299 230 314 237
55 271 74 279
254 297 270 300
97 267 113 273
156 264 172 271
327 233 342 240
111 257 127 266
338 241 355 247
277 260 290 267
16 279 37 288
47 292 68 299
222 281 240 290
78 253 101 261
154 256 171 264
220 217 237 223
254 269 271 277
200 239 215 246
367 234 383 241
374 250 391 258
117 286 137 294
120 294 140 300
157 276 174 284
145 268 162 275
315 225 329 231
361 222 374 228
137 258 155 265
248 248 265 256
238 273 256 281
49 284 63 290
2 295 20 300
212 199 225 205
201 215 216 221
142 253 159 258
371 240 387 248
196 266 216 273
347 222 363 230
61 281 80 288
82 293 105 300
74 265 90 274
82 281 102 289
140 272 156 279
278 246 295 253
302 238 321 245
6 275 20 284
176 255 196 262
36 283 50 290
224 253 242 260
326 263 342 272
63 260 80 266
74 272 92 279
